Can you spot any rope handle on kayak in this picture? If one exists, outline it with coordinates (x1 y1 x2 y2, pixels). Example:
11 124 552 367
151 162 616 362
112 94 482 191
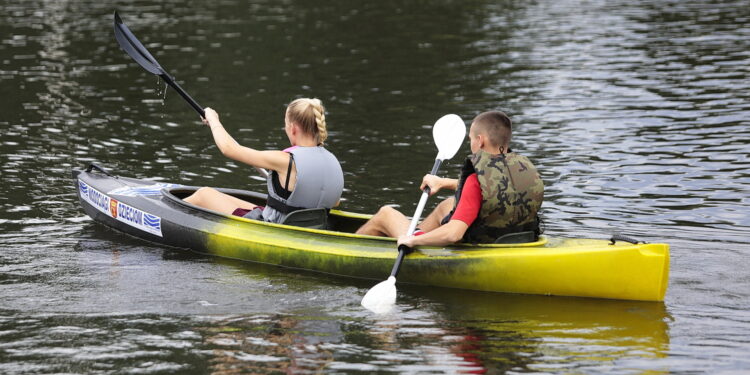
609 234 646 245
85 163 114 177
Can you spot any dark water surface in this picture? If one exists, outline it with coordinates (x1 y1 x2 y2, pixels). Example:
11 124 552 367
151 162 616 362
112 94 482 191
2 0 749 373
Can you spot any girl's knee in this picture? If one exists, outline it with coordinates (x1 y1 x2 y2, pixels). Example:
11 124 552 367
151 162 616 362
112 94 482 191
186 187 216 205
196 186 217 197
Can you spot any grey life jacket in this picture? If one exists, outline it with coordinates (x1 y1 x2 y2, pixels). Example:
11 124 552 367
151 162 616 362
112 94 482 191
261 146 344 223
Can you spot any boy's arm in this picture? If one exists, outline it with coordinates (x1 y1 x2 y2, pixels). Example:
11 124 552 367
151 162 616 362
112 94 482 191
421 175 459 195
397 220 468 247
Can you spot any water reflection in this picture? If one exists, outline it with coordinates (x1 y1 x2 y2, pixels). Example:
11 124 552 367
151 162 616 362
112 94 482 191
200 258 672 372
0 294 670 374
364 288 670 373
173 287 670 373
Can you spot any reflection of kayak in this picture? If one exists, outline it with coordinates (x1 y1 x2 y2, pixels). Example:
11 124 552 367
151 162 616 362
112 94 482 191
412 288 670 365
72 165 670 302
421 287 670 343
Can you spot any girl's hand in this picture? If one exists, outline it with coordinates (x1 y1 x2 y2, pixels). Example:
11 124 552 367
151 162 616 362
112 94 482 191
203 107 220 127
420 174 443 195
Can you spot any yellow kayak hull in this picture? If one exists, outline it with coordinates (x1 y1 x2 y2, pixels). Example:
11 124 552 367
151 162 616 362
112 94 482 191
207 210 669 302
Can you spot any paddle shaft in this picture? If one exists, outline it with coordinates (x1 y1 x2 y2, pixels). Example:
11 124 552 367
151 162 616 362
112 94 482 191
389 158 443 278
160 73 205 118
161 71 269 178
159 73 269 178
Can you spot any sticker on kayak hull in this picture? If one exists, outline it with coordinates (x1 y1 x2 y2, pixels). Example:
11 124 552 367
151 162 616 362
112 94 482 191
107 183 178 197
78 179 163 237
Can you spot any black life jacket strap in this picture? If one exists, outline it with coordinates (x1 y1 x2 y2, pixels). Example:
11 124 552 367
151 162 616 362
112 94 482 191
266 195 306 215
284 153 294 192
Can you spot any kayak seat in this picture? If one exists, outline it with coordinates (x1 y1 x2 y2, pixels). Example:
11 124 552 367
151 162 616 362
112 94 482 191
280 208 328 230
494 231 536 244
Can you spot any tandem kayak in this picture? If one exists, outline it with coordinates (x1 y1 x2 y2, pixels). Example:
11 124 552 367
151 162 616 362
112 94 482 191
72 164 670 302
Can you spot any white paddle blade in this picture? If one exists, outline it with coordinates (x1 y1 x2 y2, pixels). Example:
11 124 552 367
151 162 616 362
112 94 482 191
433 114 466 161
361 276 397 314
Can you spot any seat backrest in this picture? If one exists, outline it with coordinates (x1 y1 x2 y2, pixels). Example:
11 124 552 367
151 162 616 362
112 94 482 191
494 231 537 244
280 208 328 229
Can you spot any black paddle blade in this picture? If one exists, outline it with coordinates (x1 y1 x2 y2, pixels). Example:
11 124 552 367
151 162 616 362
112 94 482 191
114 11 163 75
112 11 206 120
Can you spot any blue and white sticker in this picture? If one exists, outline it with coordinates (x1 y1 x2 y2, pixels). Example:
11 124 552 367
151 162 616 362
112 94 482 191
108 183 179 197
78 179 163 237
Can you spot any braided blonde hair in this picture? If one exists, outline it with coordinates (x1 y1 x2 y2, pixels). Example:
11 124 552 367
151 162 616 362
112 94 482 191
286 98 328 145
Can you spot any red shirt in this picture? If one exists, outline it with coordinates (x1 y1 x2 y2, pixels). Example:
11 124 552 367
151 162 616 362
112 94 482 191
450 173 481 226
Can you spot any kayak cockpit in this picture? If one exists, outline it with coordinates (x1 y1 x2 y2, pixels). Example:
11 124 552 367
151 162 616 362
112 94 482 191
162 186 546 247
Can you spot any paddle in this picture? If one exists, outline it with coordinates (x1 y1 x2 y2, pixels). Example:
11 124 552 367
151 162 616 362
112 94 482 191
361 114 466 314
113 11 269 178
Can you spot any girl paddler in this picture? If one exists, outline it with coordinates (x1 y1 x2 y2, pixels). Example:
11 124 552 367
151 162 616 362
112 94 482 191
185 98 344 223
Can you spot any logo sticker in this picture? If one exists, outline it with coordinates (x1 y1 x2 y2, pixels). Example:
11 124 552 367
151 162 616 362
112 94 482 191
78 179 163 237
110 198 118 218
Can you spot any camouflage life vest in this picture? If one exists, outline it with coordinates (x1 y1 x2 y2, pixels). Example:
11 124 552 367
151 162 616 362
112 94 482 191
443 150 544 243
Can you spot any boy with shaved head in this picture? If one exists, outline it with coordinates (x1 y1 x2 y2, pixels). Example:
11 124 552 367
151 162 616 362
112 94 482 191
356 111 544 247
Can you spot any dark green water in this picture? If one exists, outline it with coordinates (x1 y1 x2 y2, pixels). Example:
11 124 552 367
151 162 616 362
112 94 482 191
2 0 749 373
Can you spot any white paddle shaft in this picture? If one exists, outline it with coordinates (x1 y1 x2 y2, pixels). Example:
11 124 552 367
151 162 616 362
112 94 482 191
406 191 429 235
404 157 443 239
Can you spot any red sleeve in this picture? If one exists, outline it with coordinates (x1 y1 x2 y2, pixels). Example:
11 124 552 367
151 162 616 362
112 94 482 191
450 174 481 226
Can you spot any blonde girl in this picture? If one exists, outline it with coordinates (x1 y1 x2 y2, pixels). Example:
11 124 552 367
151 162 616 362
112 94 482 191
185 98 344 223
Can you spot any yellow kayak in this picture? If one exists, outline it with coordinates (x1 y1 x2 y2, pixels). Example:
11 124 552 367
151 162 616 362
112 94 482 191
73 165 669 302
